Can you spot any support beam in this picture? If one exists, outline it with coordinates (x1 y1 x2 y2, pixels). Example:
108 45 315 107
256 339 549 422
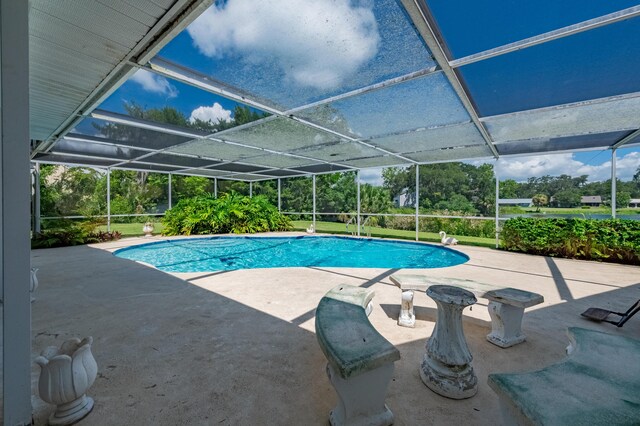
400 0 499 159
357 170 361 237
1 0 32 423
168 173 172 209
277 178 281 212
415 165 420 241
611 128 640 149
450 5 640 68
611 149 617 219
106 168 111 232
312 175 316 230
495 164 500 249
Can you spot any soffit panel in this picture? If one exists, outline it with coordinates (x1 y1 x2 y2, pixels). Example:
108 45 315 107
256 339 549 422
29 0 182 141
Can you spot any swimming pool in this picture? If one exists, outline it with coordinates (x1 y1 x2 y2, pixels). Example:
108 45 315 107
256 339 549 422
114 236 469 272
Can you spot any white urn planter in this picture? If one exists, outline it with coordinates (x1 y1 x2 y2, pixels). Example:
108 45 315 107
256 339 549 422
35 337 98 425
142 222 154 237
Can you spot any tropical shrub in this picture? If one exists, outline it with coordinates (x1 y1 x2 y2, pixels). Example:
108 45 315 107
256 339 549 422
501 217 640 265
161 192 292 236
32 220 121 248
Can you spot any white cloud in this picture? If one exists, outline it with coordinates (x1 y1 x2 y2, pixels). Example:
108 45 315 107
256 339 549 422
186 0 380 90
359 168 384 186
485 151 640 182
130 69 178 98
189 102 232 124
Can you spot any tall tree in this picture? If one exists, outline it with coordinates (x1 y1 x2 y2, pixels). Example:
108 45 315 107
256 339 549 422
532 193 548 212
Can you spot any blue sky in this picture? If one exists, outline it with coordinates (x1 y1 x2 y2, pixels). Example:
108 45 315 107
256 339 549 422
93 0 639 182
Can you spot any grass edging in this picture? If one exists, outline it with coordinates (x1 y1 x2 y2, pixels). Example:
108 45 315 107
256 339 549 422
292 221 496 248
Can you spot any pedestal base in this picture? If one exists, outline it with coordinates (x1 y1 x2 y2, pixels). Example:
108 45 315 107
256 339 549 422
326 363 395 426
398 290 415 327
487 302 526 348
420 354 477 400
49 394 94 426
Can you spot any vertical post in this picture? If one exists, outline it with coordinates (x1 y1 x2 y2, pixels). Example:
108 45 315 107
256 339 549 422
312 175 316 230
415 165 420 241
249 181 252 198
214 178 217 198
106 168 111 232
611 149 617 219
34 162 41 233
357 170 361 236
495 163 500 249
277 178 281 212
168 173 172 210
1 0 32 423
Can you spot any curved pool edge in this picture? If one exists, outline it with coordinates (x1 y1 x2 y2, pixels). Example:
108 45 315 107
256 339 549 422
113 234 470 272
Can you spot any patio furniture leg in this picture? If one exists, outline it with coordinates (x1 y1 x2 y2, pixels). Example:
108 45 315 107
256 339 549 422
487 301 526 348
398 290 415 327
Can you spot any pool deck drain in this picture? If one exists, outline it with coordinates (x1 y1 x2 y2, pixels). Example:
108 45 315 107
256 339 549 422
15 232 640 425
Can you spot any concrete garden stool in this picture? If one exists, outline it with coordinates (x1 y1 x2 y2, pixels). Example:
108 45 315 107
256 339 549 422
420 285 478 400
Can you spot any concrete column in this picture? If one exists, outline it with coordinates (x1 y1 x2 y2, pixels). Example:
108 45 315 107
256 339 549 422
168 173 172 209
312 175 316 230
277 178 281 212
495 163 500 248
1 0 32 423
106 168 111 232
357 170 361 236
611 149 617 219
415 165 419 241
34 162 41 233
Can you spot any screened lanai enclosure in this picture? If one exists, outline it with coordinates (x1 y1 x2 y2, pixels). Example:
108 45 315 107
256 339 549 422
3 0 640 423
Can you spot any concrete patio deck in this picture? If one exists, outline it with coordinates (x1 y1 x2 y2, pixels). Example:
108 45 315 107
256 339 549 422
13 233 640 424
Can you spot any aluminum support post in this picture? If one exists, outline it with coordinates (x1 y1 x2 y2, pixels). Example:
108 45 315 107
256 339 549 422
415 165 420 241
611 149 617 219
1 0 32 423
357 171 361 236
312 175 316 230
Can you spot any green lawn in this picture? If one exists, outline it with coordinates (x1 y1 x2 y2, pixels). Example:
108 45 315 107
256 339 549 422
97 222 164 238
292 220 496 248
99 220 496 248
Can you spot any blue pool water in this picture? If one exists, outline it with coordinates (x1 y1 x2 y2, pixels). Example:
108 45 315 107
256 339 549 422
114 236 469 272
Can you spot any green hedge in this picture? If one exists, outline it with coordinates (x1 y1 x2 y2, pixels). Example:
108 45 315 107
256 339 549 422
162 192 291 236
501 217 640 265
32 219 121 248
